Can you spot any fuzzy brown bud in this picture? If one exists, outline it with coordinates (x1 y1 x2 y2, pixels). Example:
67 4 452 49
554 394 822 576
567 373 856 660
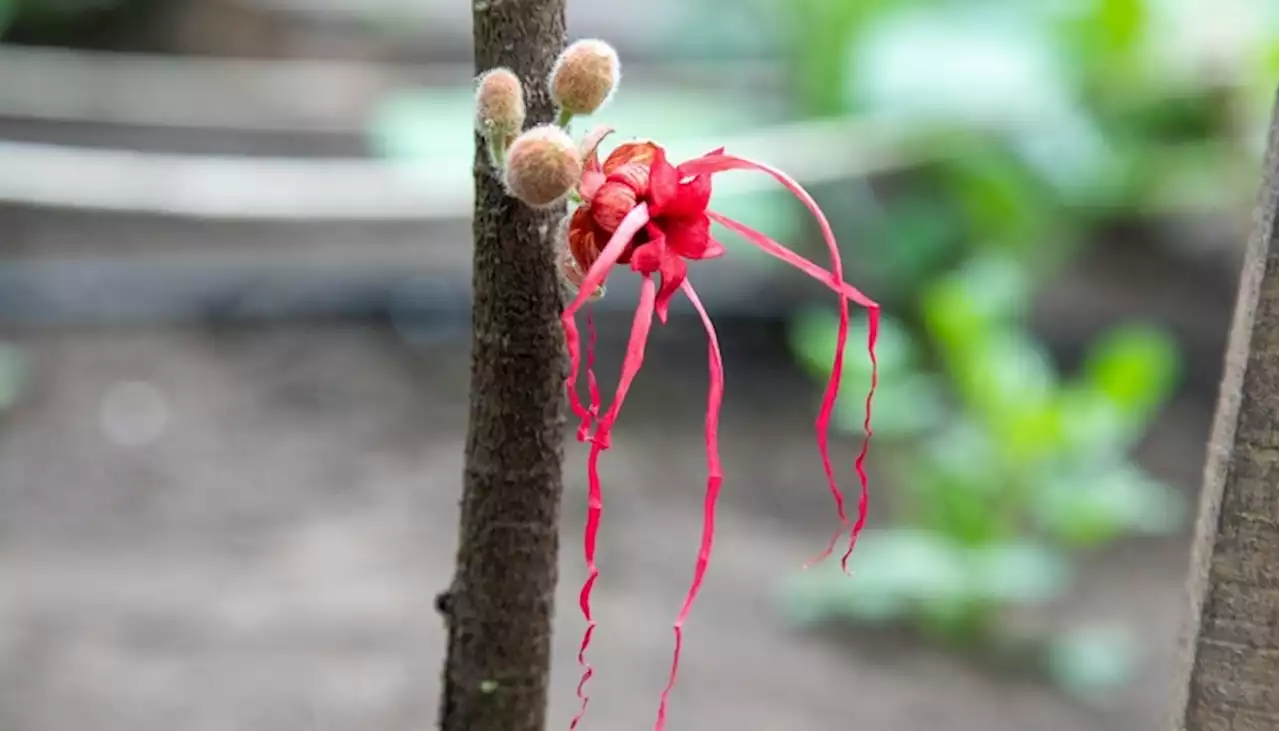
474 67 526 139
502 125 583 208
550 39 620 117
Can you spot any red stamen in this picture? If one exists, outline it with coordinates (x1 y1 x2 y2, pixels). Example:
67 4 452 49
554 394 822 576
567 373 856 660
705 214 881 570
563 313 590 427
571 275 658 729
842 306 878 566
570 439 602 730
586 308 601 422
563 204 652 425
684 153 856 570
654 280 724 731
569 307 603 729
688 150 877 573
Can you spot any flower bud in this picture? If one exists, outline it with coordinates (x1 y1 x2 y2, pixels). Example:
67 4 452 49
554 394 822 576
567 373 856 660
550 39 620 116
474 67 526 139
503 125 583 208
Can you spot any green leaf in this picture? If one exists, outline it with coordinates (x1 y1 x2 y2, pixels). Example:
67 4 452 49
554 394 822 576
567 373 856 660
1055 384 1130 457
942 141 1058 252
968 541 1071 604
788 308 935 439
1045 624 1139 699
1094 0 1147 57
779 530 971 625
861 195 961 291
939 328 1061 461
922 256 1032 351
1081 324 1179 429
1032 464 1185 547
906 424 1009 543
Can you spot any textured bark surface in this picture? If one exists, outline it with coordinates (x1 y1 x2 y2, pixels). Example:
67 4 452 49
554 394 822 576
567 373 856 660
438 3 568 731
1169 100 1279 731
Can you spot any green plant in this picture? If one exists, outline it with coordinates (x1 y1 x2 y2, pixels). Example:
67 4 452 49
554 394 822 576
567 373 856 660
782 254 1185 696
659 0 1264 696
667 0 1277 301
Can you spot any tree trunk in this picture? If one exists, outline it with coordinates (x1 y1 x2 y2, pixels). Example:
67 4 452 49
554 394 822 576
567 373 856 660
437 3 568 731
1168 99 1278 731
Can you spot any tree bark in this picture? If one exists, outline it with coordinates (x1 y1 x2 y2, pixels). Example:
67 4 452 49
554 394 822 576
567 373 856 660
438 3 567 731
1168 98 1278 731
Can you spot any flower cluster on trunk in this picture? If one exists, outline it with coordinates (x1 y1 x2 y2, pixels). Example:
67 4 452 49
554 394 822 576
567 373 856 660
474 39 882 731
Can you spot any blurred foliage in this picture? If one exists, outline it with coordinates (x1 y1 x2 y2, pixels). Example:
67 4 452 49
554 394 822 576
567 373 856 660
662 0 1272 696
783 255 1185 696
667 0 1277 297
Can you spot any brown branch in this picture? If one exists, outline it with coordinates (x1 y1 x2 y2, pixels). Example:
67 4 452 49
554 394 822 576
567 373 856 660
437 2 568 731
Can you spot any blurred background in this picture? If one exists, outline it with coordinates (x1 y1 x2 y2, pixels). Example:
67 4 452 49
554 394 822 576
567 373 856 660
0 1 1275 730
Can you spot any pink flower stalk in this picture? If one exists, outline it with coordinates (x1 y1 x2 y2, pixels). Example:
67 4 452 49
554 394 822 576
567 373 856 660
562 128 880 731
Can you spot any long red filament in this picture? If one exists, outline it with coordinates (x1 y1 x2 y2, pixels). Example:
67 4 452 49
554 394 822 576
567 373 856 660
570 275 658 730
559 149 882 730
569 308 603 730
586 309 601 422
570 439 602 730
563 206 653 729
691 152 878 571
843 306 878 565
705 213 881 569
653 280 725 731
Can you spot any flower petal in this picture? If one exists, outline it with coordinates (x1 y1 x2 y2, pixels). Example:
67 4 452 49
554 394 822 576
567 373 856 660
578 170 606 202
628 238 665 276
703 238 726 259
592 182 639 232
580 125 615 172
664 174 712 219
681 152 876 305
602 140 659 175
606 161 652 197
568 205 601 271
566 203 651 319
647 146 679 214
653 253 687 324
676 147 726 177
665 214 713 260
563 204 652 434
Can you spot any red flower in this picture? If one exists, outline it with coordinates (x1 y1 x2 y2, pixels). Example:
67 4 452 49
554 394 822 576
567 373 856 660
562 131 881 731
569 133 726 321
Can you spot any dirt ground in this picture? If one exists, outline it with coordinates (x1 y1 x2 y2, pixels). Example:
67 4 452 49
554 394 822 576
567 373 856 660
0 319 1210 731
